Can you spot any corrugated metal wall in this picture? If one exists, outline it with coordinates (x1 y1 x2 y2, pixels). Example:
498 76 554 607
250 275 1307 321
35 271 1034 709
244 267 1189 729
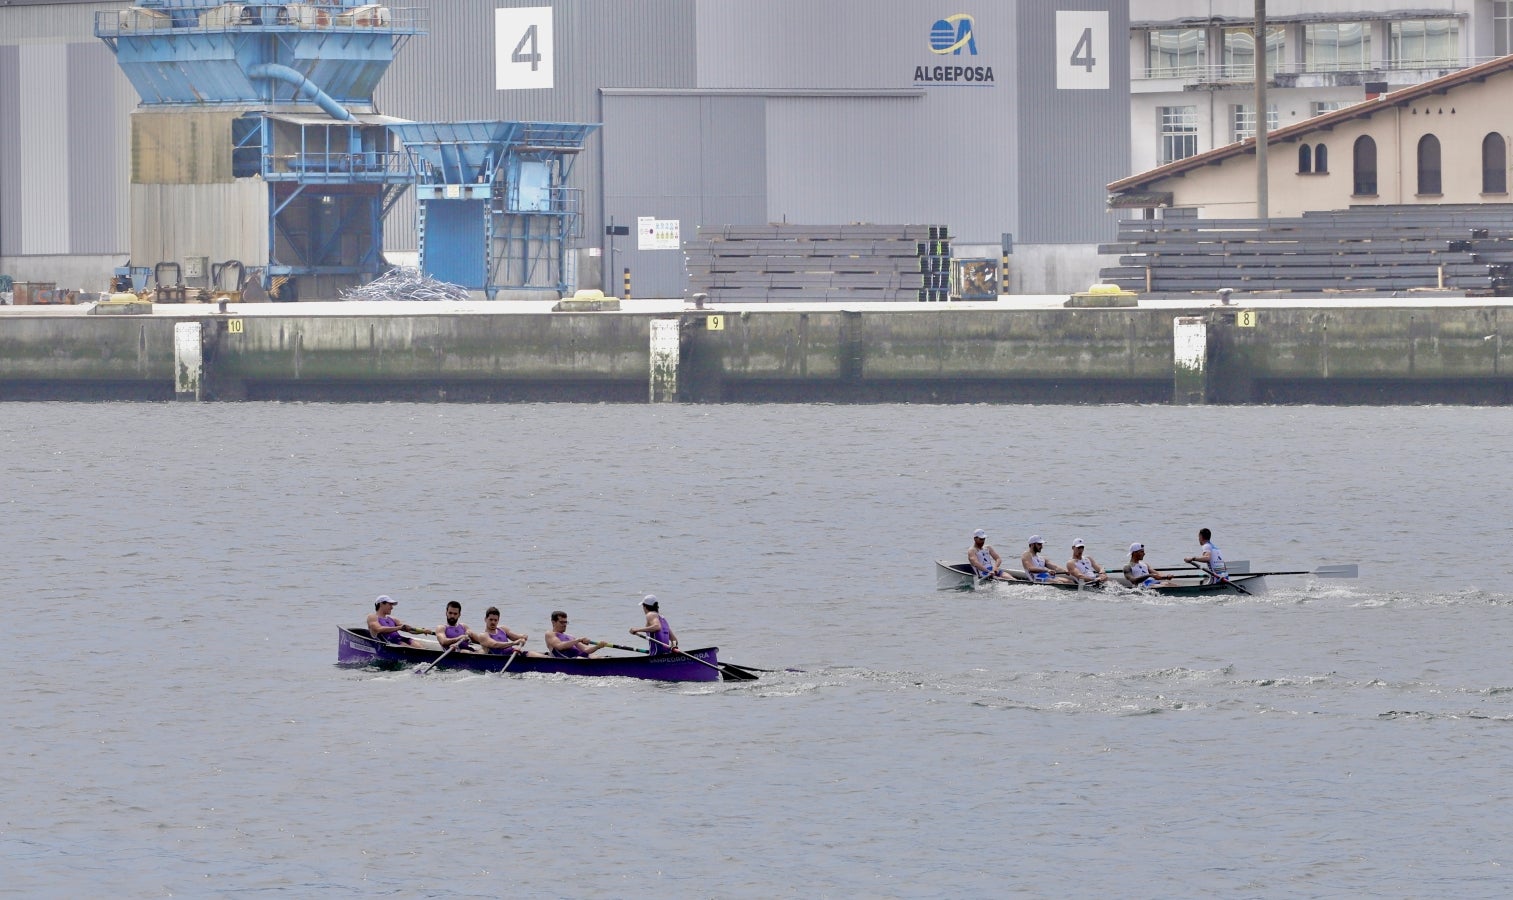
601 93 767 297
1016 1 1130 243
0 46 20 258
68 41 125 254
18 43 72 255
695 0 1024 246
0 1 134 260
130 182 267 267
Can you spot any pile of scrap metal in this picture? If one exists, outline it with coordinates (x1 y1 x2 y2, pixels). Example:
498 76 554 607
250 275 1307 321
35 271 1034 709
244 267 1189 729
340 267 469 302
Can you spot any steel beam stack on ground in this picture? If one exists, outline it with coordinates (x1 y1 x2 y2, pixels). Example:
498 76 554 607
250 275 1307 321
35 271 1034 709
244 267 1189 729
686 224 955 304
1100 204 1513 297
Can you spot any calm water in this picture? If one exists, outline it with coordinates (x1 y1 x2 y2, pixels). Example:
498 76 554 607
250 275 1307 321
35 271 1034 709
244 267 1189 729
3 403 1511 898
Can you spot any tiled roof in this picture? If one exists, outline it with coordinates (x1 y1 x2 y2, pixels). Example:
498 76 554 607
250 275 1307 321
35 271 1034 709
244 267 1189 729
1108 55 1513 194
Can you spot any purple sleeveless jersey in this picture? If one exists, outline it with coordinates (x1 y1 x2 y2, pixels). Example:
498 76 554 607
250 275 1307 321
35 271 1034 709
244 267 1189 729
376 615 408 644
645 615 673 655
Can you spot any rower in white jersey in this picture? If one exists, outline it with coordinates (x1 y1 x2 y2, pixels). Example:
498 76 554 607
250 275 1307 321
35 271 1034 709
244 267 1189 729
968 529 1012 580
1123 542 1173 588
1183 527 1229 584
1065 538 1107 585
1021 535 1072 583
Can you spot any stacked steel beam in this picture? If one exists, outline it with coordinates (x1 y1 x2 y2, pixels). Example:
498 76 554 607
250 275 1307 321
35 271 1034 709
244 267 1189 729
686 224 953 303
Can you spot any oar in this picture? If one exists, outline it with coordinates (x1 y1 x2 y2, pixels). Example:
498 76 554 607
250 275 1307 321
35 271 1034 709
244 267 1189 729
1160 560 1251 574
1246 564 1358 578
608 641 776 674
415 638 466 675
646 637 758 682
1197 562 1250 595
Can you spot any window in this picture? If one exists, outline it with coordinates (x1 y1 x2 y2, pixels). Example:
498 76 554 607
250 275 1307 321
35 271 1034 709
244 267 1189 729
1230 104 1279 142
1305 23 1371 72
1310 100 1349 117
1497 2 1513 57
1223 26 1284 79
1390 20 1460 68
231 115 262 179
1298 145 1313 173
1417 134 1442 195
1315 144 1329 173
1147 29 1206 77
1353 136 1377 195
1158 106 1198 163
1483 134 1507 194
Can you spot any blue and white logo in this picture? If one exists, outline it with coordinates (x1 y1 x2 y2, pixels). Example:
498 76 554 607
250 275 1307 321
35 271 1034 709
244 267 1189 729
929 13 976 56
916 13 992 85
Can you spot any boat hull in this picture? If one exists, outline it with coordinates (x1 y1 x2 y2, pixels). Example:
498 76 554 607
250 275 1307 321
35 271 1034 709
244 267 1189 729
934 560 1267 595
337 626 725 681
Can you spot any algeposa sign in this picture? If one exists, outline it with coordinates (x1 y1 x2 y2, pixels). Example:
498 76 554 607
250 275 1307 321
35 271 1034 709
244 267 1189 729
914 13 994 85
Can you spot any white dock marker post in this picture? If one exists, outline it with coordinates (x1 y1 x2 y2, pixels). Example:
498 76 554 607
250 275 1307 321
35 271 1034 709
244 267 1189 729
649 318 680 402
174 321 203 401
1173 315 1207 405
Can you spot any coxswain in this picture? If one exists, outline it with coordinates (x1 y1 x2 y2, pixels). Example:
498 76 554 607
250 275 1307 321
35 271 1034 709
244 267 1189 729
546 611 608 658
1183 528 1229 584
629 594 679 655
1123 542 1173 588
1066 538 1107 584
1021 535 1072 583
366 596 433 645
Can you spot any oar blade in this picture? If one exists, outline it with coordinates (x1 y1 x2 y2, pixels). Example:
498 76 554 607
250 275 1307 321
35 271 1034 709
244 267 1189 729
719 664 760 682
1314 564 1359 578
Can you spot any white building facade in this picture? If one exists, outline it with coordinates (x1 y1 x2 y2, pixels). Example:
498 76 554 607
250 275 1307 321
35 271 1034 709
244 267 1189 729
1126 1 1512 175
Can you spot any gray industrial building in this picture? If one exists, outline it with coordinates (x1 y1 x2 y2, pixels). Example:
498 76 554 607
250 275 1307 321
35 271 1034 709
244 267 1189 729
0 0 1132 298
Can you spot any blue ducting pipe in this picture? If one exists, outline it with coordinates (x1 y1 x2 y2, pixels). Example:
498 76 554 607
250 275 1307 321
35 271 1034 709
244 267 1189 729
246 63 353 121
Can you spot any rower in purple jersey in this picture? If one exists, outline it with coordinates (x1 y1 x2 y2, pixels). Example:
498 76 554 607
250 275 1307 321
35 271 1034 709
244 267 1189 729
365 596 432 645
545 611 607 658
629 594 679 655
469 606 532 655
436 601 474 652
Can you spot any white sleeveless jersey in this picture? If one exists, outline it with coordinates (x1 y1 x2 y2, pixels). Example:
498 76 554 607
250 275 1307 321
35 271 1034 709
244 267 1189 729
1201 541 1227 575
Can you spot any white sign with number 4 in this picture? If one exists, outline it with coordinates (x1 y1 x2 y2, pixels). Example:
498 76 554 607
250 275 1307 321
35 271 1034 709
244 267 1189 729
1056 11 1108 90
496 7 553 90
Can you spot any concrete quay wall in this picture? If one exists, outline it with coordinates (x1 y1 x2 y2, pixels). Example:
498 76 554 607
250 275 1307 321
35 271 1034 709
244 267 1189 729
0 302 1508 403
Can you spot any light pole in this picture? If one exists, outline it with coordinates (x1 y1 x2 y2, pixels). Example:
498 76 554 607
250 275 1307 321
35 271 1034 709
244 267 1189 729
1255 0 1269 220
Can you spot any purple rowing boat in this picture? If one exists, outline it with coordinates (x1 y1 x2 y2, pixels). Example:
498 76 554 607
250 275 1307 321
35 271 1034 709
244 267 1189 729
337 626 737 682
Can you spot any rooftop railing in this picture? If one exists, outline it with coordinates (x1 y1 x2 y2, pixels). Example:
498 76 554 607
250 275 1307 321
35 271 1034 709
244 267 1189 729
1137 56 1486 82
95 5 426 38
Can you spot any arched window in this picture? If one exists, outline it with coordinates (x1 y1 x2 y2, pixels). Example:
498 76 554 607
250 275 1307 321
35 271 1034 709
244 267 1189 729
1482 133 1507 194
1298 144 1312 173
1315 143 1329 173
1417 134 1442 195
1353 136 1377 195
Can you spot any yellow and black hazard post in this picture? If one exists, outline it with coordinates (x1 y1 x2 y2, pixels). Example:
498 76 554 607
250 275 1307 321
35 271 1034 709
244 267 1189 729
622 267 631 299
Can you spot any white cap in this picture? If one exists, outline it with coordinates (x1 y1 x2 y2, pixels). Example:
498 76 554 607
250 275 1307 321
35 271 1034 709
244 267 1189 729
1129 542 1144 554
1072 539 1085 548
1028 534 1043 546
641 593 658 606
973 528 987 539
